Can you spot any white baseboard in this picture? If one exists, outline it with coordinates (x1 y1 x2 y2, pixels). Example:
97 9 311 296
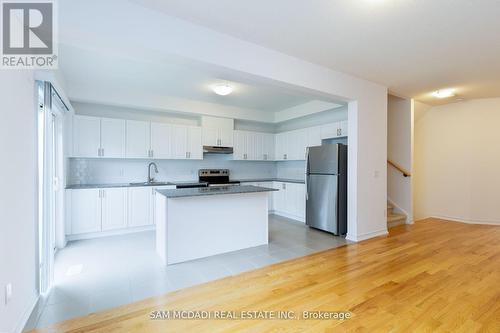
66 225 155 241
346 229 388 242
424 215 500 226
14 293 39 333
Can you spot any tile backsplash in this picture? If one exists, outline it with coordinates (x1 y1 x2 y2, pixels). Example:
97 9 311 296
68 154 279 185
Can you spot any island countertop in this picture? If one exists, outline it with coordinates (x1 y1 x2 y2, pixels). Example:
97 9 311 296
156 185 277 198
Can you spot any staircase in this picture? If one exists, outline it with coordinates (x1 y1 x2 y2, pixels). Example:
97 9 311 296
387 202 406 228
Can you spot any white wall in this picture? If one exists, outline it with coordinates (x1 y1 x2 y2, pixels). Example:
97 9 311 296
0 72 38 333
387 95 413 221
414 98 500 225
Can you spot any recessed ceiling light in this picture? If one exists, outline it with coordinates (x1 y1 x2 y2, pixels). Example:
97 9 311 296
212 83 233 96
432 89 456 99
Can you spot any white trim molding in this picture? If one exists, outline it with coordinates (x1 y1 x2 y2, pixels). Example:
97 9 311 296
346 229 388 242
424 215 500 226
15 294 39 333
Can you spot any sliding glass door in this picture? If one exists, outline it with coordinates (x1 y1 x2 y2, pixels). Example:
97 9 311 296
38 82 67 294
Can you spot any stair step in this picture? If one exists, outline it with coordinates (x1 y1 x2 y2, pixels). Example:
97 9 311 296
387 213 406 228
387 213 405 222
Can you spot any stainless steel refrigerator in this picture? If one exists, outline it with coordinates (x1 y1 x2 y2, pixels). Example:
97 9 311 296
305 144 347 235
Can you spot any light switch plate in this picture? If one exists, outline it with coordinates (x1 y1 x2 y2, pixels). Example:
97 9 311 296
5 283 12 304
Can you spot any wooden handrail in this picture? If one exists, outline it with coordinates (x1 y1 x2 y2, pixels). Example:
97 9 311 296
388 160 411 177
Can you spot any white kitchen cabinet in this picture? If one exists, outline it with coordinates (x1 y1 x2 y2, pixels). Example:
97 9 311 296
171 125 188 159
339 120 348 137
307 126 322 147
202 127 219 146
201 116 234 147
290 129 308 160
233 130 247 160
171 125 202 159
187 126 203 159
100 118 126 158
263 133 275 161
271 182 306 222
219 128 234 147
275 133 287 161
73 116 126 158
150 122 172 159
73 115 101 158
101 188 128 231
253 133 264 161
233 130 256 160
203 128 234 147
126 120 150 158
234 131 275 161
69 189 102 234
320 121 348 139
128 187 152 227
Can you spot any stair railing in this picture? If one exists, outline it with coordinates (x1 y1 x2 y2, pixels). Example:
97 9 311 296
387 160 411 177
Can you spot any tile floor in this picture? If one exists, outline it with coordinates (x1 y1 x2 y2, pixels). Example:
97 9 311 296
25 215 348 330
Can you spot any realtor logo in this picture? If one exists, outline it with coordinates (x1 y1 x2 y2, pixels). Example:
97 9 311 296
1 0 57 68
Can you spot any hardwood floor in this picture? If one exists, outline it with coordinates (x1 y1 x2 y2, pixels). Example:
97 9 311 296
29 219 500 333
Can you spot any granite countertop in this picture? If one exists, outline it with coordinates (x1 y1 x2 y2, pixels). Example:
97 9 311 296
236 178 305 184
66 178 304 190
66 182 175 189
156 185 278 198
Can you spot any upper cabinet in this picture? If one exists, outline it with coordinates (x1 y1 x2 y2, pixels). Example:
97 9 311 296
72 114 346 162
320 120 348 139
201 116 234 147
73 115 125 158
150 122 172 159
275 129 307 161
73 115 101 158
172 125 203 159
100 118 126 158
126 120 150 158
233 130 275 161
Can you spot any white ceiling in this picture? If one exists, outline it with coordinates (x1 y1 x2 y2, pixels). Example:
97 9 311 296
130 0 500 105
59 44 334 113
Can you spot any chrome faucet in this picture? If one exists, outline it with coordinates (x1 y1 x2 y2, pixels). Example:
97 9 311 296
148 162 158 183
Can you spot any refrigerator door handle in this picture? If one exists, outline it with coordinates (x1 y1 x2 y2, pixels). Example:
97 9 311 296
305 147 309 200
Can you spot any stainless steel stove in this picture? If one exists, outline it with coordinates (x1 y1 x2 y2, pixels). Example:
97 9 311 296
198 169 240 187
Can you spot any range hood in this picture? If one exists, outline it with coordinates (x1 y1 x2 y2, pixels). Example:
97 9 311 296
203 146 234 154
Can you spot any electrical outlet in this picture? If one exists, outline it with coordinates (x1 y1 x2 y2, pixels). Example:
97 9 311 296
5 283 12 304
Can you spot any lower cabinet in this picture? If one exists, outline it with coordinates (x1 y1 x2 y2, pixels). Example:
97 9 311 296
101 188 128 231
67 185 175 238
272 182 306 222
127 187 153 227
243 181 306 222
69 188 102 234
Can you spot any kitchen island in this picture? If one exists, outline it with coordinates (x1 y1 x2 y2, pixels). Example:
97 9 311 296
155 185 277 265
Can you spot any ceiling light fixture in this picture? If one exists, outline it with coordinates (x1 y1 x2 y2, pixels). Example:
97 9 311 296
212 83 233 96
432 89 456 99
